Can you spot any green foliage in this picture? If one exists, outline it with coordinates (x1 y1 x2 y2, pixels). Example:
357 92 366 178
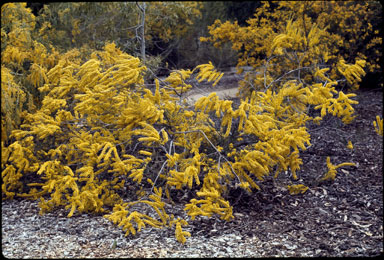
34 2 202 58
162 2 239 69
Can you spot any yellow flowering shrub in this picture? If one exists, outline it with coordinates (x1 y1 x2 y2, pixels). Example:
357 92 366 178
2 42 358 243
1 2 203 143
1 3 72 143
201 1 382 94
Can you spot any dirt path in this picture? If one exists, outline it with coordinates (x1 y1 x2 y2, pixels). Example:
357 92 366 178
183 67 245 104
185 86 239 104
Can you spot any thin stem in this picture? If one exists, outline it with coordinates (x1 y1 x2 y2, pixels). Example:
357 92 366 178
267 66 312 89
173 129 241 183
150 159 168 193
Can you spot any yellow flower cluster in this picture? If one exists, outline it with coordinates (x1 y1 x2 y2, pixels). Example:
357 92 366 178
373 116 383 136
320 157 356 182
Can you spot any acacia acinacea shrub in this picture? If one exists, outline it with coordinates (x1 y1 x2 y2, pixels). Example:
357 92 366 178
2 42 361 243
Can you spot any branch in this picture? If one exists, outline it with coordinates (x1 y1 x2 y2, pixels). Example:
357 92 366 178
174 129 241 183
266 66 312 89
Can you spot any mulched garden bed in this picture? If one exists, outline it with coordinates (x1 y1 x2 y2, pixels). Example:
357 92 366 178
224 87 383 256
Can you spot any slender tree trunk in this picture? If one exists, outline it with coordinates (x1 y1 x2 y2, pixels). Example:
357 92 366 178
139 2 146 63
